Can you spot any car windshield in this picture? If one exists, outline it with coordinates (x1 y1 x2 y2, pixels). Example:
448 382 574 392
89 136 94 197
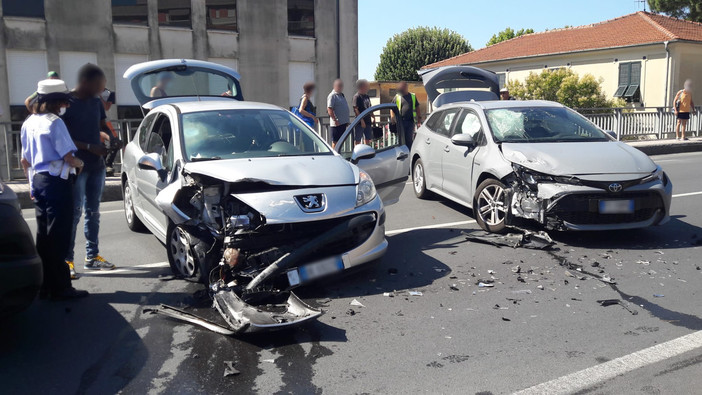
485 107 609 143
181 109 332 161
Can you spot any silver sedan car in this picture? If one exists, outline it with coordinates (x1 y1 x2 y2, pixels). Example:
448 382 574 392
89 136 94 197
120 60 409 332
411 66 672 233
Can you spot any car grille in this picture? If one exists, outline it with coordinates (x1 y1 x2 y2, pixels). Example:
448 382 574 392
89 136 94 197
548 191 663 225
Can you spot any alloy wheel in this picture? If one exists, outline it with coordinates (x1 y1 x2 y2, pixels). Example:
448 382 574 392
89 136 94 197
413 162 425 194
169 227 196 277
477 184 507 226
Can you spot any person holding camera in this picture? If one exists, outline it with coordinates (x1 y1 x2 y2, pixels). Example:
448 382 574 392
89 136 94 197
21 79 89 300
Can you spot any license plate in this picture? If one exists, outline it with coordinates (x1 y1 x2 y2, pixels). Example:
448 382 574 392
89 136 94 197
287 256 345 286
598 199 635 214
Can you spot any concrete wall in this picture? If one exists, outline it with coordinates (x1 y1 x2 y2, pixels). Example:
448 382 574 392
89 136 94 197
0 0 358 178
670 41 702 105
467 43 691 108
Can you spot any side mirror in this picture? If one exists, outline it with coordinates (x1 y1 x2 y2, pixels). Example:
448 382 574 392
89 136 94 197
451 133 476 147
604 130 617 140
138 153 164 171
350 144 376 164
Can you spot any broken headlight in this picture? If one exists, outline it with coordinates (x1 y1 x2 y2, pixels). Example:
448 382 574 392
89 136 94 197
356 170 377 207
512 163 581 187
640 167 667 186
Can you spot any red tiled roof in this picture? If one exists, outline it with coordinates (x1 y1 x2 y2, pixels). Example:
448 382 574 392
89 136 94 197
424 12 702 68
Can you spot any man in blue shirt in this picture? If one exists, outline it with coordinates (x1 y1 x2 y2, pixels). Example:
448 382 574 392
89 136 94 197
61 64 116 276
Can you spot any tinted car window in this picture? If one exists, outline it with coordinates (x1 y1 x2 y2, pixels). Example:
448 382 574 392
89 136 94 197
433 108 460 137
454 110 484 143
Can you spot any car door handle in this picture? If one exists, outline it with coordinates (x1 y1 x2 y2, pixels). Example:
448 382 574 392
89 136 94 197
425 138 431 145
397 152 409 160
444 145 450 153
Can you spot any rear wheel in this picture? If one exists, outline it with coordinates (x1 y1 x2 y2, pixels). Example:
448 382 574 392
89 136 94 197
412 158 431 199
474 179 508 233
123 180 145 232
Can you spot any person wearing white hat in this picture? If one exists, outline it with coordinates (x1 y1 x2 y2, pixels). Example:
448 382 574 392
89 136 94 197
500 87 512 100
20 79 89 300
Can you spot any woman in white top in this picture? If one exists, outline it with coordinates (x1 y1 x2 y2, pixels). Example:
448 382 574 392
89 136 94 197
21 79 89 300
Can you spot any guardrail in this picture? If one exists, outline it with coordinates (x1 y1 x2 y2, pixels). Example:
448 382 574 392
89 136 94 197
576 106 702 140
1 118 142 181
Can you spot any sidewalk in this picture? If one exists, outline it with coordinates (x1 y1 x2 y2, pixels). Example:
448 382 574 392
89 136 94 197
5 137 702 209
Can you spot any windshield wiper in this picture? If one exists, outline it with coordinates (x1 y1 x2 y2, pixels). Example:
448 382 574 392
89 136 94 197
190 156 222 162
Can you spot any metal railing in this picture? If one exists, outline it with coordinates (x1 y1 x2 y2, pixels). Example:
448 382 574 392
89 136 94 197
577 106 702 140
314 113 401 151
1 118 143 181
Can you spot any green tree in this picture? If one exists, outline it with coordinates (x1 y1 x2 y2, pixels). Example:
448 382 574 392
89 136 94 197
374 27 472 81
506 69 625 109
648 0 702 22
486 27 535 46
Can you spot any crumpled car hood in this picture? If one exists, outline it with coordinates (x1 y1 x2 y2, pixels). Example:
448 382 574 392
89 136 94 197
502 141 656 177
183 155 357 186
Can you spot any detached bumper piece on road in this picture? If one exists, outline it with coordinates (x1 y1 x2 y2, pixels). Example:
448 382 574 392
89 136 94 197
145 290 321 335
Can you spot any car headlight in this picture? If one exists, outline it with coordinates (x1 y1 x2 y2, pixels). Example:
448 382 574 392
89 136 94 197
512 163 580 188
640 167 667 185
356 170 377 207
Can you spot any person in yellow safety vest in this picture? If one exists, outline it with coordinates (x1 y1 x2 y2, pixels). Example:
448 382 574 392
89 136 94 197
391 81 422 148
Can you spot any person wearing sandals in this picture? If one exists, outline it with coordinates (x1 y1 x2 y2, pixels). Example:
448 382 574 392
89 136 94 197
673 79 695 141
20 79 89 300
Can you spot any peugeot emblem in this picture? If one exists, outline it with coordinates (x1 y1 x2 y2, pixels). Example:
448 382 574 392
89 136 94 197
608 183 623 193
294 194 326 213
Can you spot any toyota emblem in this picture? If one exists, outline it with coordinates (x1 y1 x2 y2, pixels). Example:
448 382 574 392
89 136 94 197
608 183 623 193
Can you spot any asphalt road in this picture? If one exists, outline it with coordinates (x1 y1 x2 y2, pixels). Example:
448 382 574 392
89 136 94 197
2 151 702 394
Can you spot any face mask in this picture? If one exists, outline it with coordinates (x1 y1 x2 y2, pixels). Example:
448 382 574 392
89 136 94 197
59 107 67 116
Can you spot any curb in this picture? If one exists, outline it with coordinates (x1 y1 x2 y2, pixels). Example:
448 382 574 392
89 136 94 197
629 140 702 156
12 178 122 209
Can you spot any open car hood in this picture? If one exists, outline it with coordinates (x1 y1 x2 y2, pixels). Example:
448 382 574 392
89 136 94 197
183 155 357 186
502 141 657 178
419 66 500 107
123 59 243 109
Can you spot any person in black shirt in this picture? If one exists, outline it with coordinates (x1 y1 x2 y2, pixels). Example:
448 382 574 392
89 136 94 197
353 79 374 145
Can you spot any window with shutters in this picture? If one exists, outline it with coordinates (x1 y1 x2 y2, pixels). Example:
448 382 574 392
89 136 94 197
615 62 641 102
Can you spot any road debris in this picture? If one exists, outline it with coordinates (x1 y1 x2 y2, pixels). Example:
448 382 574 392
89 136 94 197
449 284 460 291
223 361 240 377
502 317 511 321
597 299 638 315
463 229 554 250
536 285 544 290
653 294 665 298
408 291 423 296
350 299 365 308
478 282 494 288
511 289 532 295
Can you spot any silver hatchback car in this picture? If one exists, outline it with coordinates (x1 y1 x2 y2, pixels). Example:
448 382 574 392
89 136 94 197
120 59 409 331
411 66 672 233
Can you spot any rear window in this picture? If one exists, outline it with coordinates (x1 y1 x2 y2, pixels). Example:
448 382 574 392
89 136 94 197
132 66 242 103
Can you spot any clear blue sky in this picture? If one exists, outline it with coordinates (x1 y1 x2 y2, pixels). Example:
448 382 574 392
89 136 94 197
358 0 648 80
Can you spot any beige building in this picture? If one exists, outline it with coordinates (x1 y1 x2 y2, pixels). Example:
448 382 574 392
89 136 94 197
425 12 702 108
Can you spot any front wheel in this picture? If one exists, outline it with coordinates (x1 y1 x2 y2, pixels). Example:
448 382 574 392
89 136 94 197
123 181 145 232
474 179 508 233
167 223 198 279
412 158 431 199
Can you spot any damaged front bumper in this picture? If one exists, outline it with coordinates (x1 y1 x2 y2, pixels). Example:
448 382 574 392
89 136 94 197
508 168 672 231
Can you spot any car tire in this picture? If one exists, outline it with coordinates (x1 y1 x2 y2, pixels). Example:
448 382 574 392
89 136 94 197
123 180 146 232
166 222 200 280
412 158 432 199
474 178 508 233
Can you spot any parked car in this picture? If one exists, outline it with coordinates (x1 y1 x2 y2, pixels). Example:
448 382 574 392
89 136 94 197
411 66 672 233
0 181 42 318
120 59 409 332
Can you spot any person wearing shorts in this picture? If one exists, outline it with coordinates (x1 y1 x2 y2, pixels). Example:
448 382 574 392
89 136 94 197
353 79 374 145
327 79 350 148
673 79 695 141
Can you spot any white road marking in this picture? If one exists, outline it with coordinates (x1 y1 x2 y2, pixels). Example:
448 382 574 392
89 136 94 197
672 191 702 198
514 330 702 395
386 220 476 236
79 261 169 276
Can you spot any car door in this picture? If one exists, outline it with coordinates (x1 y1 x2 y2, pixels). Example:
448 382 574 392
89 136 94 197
441 108 486 205
135 112 175 236
423 108 460 192
129 112 157 215
335 103 409 205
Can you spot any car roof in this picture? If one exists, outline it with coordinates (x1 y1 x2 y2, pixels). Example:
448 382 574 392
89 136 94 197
435 99 565 111
164 100 283 114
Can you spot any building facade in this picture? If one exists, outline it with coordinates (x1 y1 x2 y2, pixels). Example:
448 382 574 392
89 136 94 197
0 0 358 121
424 12 702 109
